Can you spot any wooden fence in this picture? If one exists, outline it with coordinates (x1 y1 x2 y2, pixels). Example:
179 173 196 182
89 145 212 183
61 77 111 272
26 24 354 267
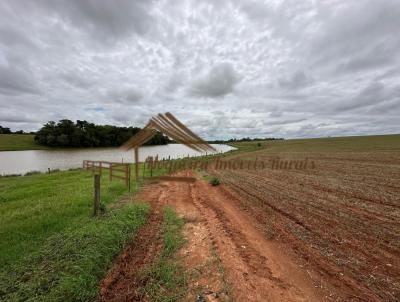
83 160 131 191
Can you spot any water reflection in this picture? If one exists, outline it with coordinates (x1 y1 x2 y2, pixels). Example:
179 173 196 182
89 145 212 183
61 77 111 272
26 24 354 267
0 144 235 175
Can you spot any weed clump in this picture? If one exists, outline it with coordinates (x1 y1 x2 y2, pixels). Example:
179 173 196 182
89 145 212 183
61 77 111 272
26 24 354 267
99 203 107 215
210 177 221 186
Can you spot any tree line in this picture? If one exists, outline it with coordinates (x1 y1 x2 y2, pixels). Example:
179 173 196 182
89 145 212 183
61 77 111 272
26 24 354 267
0 126 33 134
2 122 285 147
34 119 171 147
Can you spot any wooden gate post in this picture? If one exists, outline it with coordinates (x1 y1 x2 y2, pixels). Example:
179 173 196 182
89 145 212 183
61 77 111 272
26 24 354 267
93 174 100 216
134 147 139 183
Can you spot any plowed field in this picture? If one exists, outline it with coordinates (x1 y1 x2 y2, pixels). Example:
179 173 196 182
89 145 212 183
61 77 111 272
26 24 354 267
210 145 400 301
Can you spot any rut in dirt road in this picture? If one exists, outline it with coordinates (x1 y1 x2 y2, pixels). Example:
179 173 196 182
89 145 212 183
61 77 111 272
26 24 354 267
156 173 325 302
99 186 167 302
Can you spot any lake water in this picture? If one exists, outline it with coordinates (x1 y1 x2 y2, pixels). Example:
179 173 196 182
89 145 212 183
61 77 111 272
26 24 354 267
0 144 235 175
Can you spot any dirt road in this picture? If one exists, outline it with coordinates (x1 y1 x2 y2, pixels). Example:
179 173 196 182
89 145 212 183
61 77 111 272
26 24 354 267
116 172 326 302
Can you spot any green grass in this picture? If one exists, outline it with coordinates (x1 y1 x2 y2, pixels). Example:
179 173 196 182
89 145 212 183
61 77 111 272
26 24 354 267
230 134 400 153
0 203 150 302
0 134 48 151
140 207 187 302
0 168 153 301
228 141 266 153
0 170 131 269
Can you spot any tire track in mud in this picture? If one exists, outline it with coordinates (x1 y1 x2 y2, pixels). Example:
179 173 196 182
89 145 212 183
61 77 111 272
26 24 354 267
191 185 285 285
185 176 323 302
99 185 167 302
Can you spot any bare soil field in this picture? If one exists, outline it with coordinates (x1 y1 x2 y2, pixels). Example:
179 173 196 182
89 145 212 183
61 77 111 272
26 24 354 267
100 136 400 301
211 148 400 301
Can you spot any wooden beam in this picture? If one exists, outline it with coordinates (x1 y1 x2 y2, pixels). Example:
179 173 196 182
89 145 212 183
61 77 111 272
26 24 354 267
157 114 210 152
150 118 204 152
165 112 216 151
121 128 156 150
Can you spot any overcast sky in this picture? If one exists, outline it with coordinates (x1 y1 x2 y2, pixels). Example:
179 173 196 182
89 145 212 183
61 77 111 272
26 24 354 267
1 0 399 139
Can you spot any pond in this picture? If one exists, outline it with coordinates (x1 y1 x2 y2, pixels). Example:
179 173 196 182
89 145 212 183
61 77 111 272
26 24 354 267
0 144 235 175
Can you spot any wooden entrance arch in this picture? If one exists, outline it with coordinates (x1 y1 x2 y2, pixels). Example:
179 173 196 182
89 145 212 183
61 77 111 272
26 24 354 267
121 112 216 182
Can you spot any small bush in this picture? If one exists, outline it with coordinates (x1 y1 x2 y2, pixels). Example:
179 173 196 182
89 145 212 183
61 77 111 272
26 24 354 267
209 177 220 186
99 203 107 215
24 170 42 176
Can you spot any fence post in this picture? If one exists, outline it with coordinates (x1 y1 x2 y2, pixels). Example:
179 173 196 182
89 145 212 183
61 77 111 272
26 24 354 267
93 174 100 217
134 147 139 184
109 163 112 182
128 165 131 192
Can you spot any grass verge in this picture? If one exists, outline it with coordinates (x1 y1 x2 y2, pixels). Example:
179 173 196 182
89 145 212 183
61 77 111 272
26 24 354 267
0 203 150 302
140 206 187 302
0 169 130 270
0 134 48 151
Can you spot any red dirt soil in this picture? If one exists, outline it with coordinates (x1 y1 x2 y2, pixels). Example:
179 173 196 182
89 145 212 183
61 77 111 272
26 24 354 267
101 172 331 301
211 151 400 301
99 185 166 302
100 149 400 301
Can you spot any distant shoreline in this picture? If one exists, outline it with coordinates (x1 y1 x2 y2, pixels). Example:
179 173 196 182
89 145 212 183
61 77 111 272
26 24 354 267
0 134 171 152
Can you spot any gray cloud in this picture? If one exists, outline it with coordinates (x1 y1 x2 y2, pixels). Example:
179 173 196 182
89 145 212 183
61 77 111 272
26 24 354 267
106 87 143 104
189 63 240 98
61 72 94 89
34 0 155 43
336 82 399 111
0 110 41 123
0 0 399 138
310 0 400 72
0 64 39 95
278 71 312 90
0 25 38 50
